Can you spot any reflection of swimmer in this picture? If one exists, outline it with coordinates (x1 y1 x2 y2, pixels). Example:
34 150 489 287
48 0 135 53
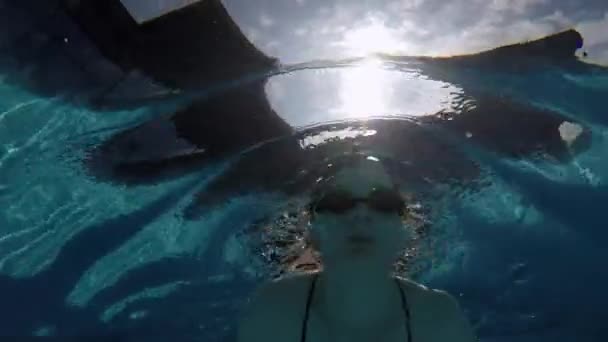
237 156 476 342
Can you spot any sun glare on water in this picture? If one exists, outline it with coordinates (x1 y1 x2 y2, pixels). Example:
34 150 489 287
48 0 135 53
330 21 406 119
332 57 396 119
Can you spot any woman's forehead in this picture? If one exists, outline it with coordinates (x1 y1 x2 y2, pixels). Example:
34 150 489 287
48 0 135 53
331 161 393 195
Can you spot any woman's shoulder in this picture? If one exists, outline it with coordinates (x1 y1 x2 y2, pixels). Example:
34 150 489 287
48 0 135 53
265 271 319 295
271 270 319 285
237 272 316 342
252 272 460 311
394 275 455 301
394 276 475 341
268 272 449 297
394 276 464 320
245 272 318 312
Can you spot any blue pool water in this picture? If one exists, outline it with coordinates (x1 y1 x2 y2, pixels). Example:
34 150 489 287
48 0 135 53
2 2 608 342
2 58 608 341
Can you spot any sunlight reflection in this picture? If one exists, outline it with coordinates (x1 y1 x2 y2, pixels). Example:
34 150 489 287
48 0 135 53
340 21 404 56
265 59 466 128
331 58 396 118
299 127 377 149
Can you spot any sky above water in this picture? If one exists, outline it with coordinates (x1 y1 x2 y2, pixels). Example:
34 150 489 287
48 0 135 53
121 0 608 64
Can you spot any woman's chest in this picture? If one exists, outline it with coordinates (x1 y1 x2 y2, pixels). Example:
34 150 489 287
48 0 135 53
302 311 411 342
294 307 445 342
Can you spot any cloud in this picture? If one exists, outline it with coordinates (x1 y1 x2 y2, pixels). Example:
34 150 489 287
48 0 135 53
425 10 574 56
576 12 608 47
222 0 608 64
259 12 275 28
489 0 550 14
575 12 608 65
294 27 309 36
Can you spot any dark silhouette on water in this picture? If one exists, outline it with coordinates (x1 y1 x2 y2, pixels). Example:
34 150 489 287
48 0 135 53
81 29 594 221
0 0 596 189
62 0 276 89
0 0 276 106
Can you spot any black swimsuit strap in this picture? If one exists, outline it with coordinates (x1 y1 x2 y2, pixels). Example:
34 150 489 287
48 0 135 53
301 274 412 342
396 278 413 342
301 273 318 342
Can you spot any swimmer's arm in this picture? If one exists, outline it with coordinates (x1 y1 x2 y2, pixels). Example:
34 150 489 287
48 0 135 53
430 290 477 342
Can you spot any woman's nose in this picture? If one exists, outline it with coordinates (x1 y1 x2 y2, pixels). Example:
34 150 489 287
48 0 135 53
349 204 373 222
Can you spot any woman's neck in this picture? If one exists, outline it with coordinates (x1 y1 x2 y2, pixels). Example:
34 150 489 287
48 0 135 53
313 261 402 333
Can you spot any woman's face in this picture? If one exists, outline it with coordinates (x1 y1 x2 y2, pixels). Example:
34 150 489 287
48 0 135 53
308 160 410 267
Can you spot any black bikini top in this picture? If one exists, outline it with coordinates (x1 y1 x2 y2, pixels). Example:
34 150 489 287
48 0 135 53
300 273 412 342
